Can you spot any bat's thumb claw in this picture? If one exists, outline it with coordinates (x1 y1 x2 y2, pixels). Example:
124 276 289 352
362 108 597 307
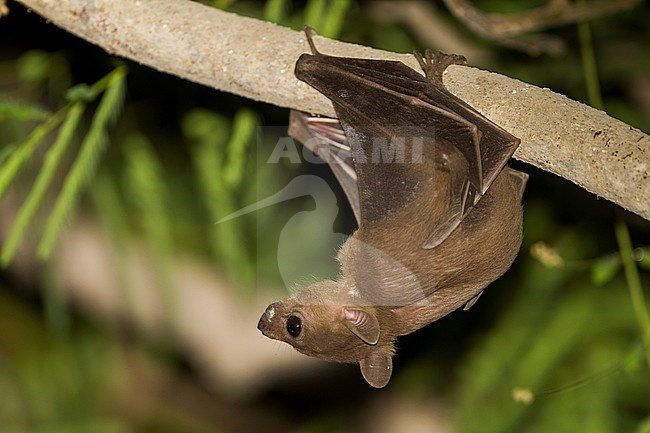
302 26 320 55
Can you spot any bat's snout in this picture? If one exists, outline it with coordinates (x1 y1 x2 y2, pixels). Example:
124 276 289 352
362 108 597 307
257 302 281 335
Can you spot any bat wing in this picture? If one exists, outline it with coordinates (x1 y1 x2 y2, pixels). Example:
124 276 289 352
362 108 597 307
295 49 519 247
415 50 520 203
288 110 361 224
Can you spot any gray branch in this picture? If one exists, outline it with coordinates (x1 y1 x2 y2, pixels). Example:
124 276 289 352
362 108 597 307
12 0 650 220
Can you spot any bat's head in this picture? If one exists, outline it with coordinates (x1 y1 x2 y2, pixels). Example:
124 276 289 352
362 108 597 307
257 280 394 388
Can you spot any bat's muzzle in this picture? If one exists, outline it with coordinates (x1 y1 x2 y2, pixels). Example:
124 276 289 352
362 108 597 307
257 302 281 335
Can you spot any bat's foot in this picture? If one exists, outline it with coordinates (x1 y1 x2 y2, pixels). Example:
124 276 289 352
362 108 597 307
415 50 467 85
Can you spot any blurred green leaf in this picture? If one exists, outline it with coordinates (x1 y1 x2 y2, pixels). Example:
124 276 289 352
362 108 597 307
622 344 645 375
0 108 67 201
124 132 177 329
0 100 48 120
636 416 650 433
615 220 650 368
304 0 326 30
65 84 97 102
38 66 126 261
590 253 622 286
1 102 84 267
304 0 351 38
17 50 54 82
264 0 287 23
91 170 138 326
184 108 255 287
319 0 350 38
223 108 256 189
0 142 17 165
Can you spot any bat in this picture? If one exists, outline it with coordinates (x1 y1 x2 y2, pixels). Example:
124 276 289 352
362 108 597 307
257 27 528 388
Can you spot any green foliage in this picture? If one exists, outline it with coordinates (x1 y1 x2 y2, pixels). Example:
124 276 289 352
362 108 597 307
0 100 48 121
615 220 650 367
577 0 604 111
0 289 128 433
16 50 69 85
1 103 83 266
0 107 68 201
218 0 350 38
123 132 177 329
637 417 650 433
455 223 648 433
0 143 15 165
91 171 138 323
183 108 257 287
38 66 126 261
591 253 622 286
264 0 288 23
0 65 127 267
304 0 351 38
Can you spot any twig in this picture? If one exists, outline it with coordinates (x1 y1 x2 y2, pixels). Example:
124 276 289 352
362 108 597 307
442 0 642 55
367 0 493 66
8 0 650 220
614 220 650 368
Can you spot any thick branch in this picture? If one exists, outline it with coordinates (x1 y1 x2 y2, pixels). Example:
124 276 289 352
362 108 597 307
11 0 650 220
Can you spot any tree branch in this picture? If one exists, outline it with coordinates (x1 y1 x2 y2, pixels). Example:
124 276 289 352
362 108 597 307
10 0 650 220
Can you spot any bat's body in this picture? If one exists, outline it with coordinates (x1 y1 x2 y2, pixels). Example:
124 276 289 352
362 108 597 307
258 29 527 388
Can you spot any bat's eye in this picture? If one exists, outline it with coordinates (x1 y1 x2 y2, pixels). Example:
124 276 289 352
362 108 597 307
286 315 303 337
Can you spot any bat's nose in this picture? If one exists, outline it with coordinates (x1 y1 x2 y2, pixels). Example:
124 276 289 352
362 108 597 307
257 303 280 332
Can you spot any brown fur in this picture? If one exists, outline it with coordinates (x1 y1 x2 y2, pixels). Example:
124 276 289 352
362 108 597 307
257 30 526 388
257 167 524 387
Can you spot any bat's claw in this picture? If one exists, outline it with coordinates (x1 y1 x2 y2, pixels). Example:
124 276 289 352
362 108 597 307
303 25 321 55
415 50 467 85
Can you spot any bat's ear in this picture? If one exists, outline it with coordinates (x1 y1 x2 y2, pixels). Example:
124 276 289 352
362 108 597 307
360 350 393 388
342 307 380 345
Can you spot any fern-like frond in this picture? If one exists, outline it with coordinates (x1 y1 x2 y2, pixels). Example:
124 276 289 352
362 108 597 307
124 133 177 329
1 103 85 267
38 66 127 260
0 143 17 166
0 107 67 200
185 108 255 287
223 108 256 189
0 100 48 121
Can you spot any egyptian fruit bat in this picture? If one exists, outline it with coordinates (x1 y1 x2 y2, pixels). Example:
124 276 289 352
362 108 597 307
257 28 528 388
